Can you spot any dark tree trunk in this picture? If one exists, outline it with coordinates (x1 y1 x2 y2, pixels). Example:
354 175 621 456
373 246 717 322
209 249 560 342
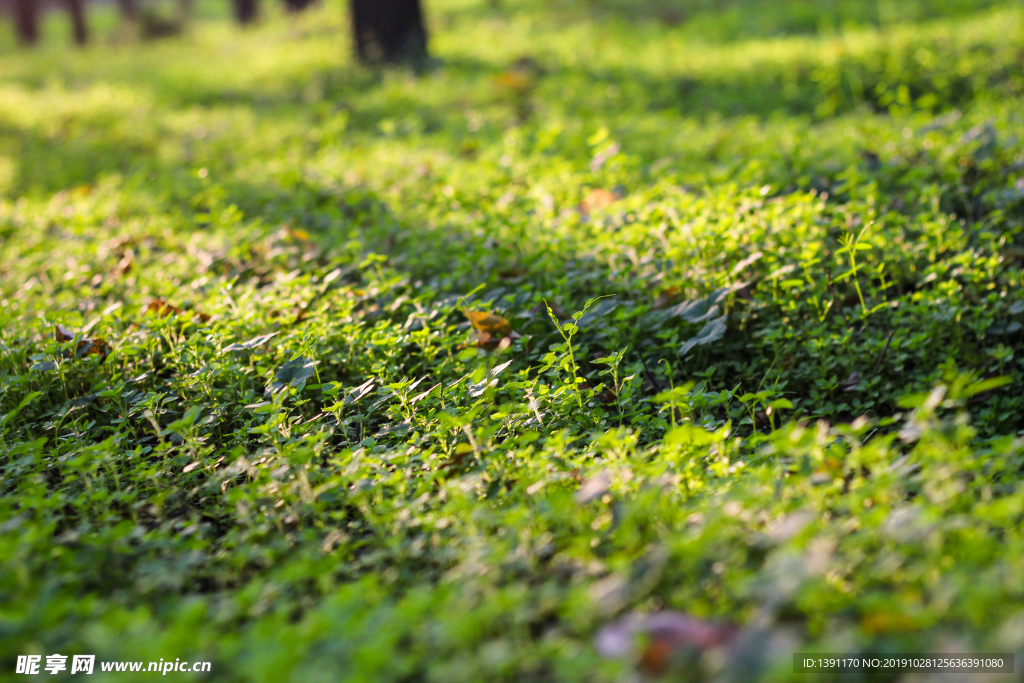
65 0 88 45
282 0 314 13
351 0 427 64
233 0 257 25
13 0 39 45
117 0 137 21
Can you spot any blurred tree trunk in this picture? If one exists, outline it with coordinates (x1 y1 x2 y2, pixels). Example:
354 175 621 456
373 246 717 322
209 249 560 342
117 0 138 21
13 0 39 44
233 0 257 24
283 0 314 13
65 0 88 45
351 0 427 64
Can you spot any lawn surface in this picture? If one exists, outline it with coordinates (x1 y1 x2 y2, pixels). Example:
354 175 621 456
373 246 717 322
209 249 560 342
2 0 1024 680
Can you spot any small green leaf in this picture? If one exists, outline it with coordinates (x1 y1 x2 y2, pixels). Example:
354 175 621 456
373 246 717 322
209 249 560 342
664 425 716 446
223 332 278 353
680 315 727 356
2 391 42 429
961 375 1011 399
269 357 317 393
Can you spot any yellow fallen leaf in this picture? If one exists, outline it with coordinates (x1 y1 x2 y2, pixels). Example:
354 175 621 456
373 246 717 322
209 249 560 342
466 310 512 337
578 188 625 217
464 310 515 351
493 70 533 94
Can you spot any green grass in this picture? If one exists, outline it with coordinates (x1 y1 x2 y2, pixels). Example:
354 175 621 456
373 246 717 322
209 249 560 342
3 0 1024 680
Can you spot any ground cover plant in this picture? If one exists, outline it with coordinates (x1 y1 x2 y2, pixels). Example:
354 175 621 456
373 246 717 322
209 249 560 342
2 0 1024 680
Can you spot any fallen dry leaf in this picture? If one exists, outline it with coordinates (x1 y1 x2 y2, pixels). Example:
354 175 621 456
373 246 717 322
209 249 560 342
493 69 534 95
595 610 738 677
465 310 518 350
147 299 182 317
861 610 919 634
147 299 210 323
115 253 133 277
579 188 624 217
54 324 109 360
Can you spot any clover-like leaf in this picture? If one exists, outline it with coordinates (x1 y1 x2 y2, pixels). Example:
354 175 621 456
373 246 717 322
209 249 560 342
467 377 498 397
680 314 727 356
223 332 278 353
342 379 376 406
662 287 730 323
268 357 317 393
576 298 620 327
55 324 77 343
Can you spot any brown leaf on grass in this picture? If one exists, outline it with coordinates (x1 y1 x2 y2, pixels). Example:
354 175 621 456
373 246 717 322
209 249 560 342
98 236 138 280
147 299 211 323
595 610 738 677
54 324 109 360
115 253 133 278
465 310 518 350
76 338 109 358
493 69 535 95
861 610 919 634
579 188 624 217
147 299 182 316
